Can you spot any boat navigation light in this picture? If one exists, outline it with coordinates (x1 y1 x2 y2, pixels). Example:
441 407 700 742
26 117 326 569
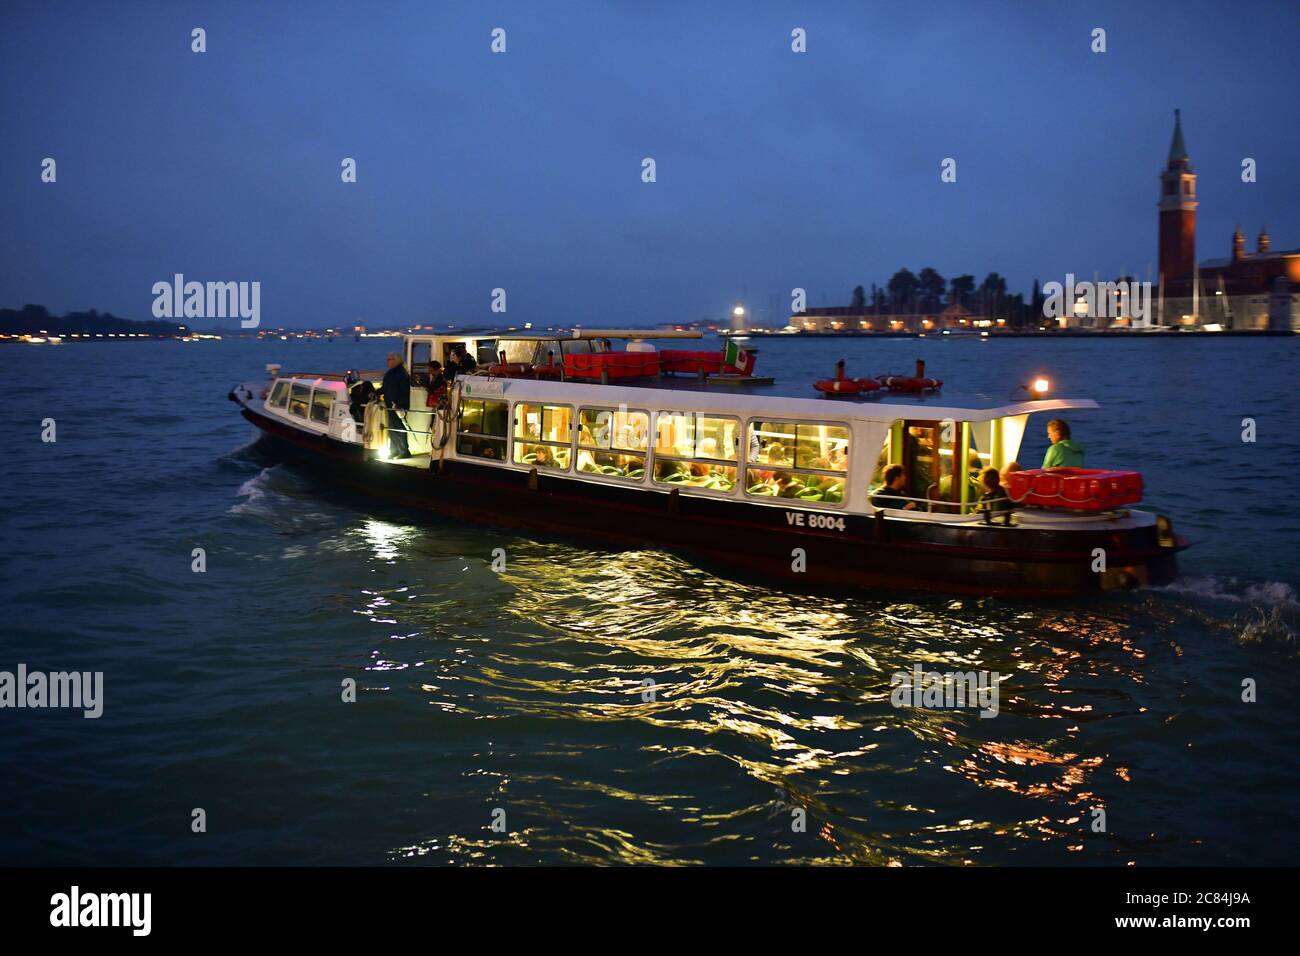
1032 377 1051 395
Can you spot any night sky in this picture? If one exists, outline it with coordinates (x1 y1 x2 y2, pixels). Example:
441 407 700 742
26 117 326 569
2 0 1297 329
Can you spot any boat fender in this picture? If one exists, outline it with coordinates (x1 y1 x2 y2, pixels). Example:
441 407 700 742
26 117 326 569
668 487 680 515
872 509 889 542
527 467 538 492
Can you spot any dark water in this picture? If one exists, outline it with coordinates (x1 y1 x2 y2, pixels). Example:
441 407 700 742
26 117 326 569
2 335 1297 866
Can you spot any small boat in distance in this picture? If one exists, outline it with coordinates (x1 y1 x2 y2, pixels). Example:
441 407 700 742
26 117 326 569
229 329 1189 597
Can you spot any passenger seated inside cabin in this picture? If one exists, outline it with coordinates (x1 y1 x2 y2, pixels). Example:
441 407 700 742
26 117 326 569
870 465 917 511
1042 419 1085 469
654 458 735 491
1004 460 1021 474
516 443 569 470
577 450 644 480
976 467 1014 524
745 470 841 501
763 440 792 467
809 446 847 472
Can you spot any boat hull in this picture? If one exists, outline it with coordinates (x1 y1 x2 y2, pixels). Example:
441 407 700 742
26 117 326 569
236 399 1183 599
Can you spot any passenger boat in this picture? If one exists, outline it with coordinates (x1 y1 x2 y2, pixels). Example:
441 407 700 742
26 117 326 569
229 330 1189 597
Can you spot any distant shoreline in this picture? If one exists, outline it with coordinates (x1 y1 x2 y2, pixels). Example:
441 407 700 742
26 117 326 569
732 329 1298 339
4 328 1296 344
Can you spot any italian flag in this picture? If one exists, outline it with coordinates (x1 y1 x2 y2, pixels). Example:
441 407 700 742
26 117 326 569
724 338 755 374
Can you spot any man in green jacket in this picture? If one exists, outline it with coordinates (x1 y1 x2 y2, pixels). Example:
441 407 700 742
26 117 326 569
1042 419 1085 469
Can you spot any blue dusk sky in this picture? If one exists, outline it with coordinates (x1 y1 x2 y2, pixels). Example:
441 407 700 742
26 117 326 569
2 0 1298 328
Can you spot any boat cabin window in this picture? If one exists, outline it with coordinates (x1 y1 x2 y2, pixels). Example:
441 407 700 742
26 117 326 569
310 388 334 425
746 420 848 504
409 341 432 384
498 339 538 365
576 407 649 481
652 412 739 492
268 381 290 409
288 383 311 418
513 402 573 470
456 398 508 461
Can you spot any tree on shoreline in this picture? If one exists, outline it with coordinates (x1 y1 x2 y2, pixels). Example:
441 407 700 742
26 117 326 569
0 304 186 336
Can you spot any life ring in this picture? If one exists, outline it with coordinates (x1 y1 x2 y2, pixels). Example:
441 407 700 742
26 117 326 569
815 377 881 395
879 375 942 392
878 358 941 392
814 359 882 397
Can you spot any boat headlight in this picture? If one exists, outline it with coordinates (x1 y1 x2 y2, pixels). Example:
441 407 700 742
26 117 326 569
1156 514 1176 547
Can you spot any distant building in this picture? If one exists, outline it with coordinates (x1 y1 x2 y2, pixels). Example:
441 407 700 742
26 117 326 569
788 299 1000 333
1157 110 1300 330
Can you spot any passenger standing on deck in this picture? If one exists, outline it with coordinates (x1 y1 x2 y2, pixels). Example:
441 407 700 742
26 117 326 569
425 361 447 408
1041 419 1085 469
378 351 411 459
448 344 477 378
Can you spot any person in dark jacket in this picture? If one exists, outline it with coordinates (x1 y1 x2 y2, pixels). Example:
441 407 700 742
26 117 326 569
446 344 477 379
977 466 1015 524
870 464 917 511
378 351 411 459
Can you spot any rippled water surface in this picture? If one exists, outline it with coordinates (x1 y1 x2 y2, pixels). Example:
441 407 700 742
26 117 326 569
2 335 1298 865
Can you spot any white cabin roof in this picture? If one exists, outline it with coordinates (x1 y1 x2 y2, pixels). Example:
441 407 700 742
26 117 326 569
459 375 1098 423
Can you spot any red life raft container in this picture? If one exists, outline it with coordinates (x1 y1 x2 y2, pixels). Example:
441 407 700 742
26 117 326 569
660 350 722 375
487 355 534 378
814 359 882 396
563 351 661 380
660 349 757 376
1006 467 1144 511
879 358 942 392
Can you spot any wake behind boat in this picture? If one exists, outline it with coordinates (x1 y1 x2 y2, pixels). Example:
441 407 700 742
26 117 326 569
229 330 1188 598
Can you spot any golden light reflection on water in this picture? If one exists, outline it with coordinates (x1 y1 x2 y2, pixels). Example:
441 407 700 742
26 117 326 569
342 531 1213 865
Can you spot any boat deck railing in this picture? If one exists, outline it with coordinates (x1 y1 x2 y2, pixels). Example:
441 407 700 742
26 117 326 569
868 491 1019 522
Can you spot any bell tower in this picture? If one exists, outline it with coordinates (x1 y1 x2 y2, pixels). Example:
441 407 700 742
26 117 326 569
1158 109 1197 284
